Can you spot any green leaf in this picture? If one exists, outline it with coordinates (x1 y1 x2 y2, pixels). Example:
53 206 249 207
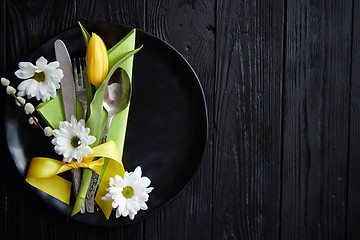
78 21 90 49
85 77 94 120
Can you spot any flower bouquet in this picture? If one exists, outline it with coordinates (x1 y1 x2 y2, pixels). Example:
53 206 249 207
2 22 153 220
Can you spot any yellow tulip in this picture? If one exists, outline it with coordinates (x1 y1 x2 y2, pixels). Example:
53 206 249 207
86 33 109 88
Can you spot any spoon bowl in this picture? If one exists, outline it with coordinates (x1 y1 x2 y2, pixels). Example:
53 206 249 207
101 68 131 141
103 68 132 118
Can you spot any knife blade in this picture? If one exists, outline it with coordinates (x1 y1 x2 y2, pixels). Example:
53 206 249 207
54 39 85 213
54 39 76 121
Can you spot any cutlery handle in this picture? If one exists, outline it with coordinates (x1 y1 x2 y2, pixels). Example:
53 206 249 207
100 114 114 143
72 168 85 213
85 172 99 213
85 114 113 213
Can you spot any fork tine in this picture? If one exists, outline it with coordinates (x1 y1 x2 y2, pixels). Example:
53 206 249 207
78 59 84 88
74 57 88 116
72 58 78 85
82 58 87 87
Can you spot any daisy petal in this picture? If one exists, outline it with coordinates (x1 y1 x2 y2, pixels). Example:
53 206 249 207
36 56 48 69
18 61 37 70
47 61 60 68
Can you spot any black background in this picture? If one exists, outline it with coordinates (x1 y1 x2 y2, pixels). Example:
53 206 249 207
1 0 360 239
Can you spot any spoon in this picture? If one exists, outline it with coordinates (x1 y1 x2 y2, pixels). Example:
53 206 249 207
85 67 131 212
101 67 132 142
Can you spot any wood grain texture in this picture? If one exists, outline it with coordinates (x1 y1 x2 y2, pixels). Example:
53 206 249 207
347 0 360 239
214 0 284 239
281 0 352 239
76 0 144 29
2 0 360 239
5 0 76 63
0 0 7 239
144 0 214 239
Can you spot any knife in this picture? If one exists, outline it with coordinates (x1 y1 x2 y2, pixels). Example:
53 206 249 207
54 39 85 213
54 39 76 120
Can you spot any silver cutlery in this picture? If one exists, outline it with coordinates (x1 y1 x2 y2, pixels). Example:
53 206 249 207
73 58 88 120
54 40 84 214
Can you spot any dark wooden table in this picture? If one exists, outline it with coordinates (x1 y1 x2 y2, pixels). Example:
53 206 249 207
1 0 360 239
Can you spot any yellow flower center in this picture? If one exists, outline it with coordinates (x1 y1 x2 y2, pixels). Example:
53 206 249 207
122 186 134 199
34 72 45 82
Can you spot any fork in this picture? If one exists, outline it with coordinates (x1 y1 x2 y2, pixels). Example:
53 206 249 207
73 58 88 120
72 58 88 214
73 58 98 213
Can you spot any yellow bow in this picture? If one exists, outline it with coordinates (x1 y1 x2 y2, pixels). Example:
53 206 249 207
25 141 125 219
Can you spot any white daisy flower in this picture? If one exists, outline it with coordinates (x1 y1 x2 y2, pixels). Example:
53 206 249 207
101 166 154 220
15 56 63 102
51 115 96 163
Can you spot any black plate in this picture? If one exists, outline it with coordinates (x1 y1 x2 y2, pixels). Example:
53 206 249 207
5 23 208 226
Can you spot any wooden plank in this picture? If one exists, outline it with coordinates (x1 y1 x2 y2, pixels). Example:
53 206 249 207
143 0 215 239
4 0 77 63
281 0 353 239
0 0 7 239
347 0 360 239
214 0 284 239
76 0 144 29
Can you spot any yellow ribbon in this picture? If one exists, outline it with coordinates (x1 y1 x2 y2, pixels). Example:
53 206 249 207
25 141 125 219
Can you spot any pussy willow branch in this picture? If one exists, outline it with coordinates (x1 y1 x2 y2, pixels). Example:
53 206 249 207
11 93 44 130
